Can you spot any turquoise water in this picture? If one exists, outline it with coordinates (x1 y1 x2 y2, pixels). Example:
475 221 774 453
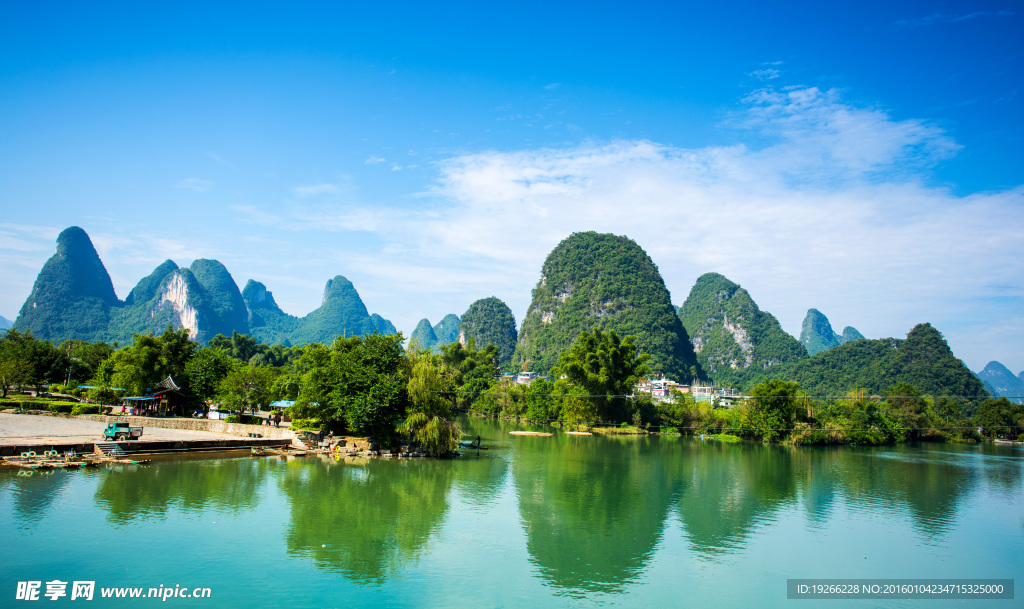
2 416 1021 607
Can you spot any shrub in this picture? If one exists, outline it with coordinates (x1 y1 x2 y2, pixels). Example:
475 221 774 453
47 403 74 414
289 418 325 432
71 405 102 416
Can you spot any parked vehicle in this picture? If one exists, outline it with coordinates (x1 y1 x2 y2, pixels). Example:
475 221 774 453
102 422 143 441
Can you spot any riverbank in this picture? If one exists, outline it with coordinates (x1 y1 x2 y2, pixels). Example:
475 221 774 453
0 412 302 457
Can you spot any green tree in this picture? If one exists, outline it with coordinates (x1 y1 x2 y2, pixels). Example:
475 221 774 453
291 333 409 439
748 379 801 442
551 328 651 423
399 352 463 455
217 364 276 417
559 385 597 429
884 382 929 440
439 341 499 409
976 397 1024 439
0 355 31 398
184 347 235 410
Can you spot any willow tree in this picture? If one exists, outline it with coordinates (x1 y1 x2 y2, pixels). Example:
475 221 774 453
400 354 461 456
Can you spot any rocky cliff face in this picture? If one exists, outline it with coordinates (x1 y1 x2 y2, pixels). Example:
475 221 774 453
514 232 701 381
678 273 806 389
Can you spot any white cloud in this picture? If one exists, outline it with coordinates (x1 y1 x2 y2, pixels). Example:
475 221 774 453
749 68 780 80
298 85 1019 369
365 155 386 165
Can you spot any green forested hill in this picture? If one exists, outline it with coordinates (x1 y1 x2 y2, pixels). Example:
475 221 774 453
14 226 120 342
433 314 460 345
242 280 300 345
15 226 394 346
409 319 439 351
408 314 459 352
513 232 701 381
461 297 517 368
247 275 396 346
678 273 806 389
976 361 1024 404
779 323 990 410
799 308 865 355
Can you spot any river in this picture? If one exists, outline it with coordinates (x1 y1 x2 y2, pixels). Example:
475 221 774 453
2 415 1020 607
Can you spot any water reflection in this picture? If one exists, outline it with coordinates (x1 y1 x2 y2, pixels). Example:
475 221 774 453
676 441 799 558
512 434 678 595
94 458 264 524
0 468 76 526
280 456 454 585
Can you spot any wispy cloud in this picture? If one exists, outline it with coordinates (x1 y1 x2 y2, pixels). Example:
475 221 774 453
292 183 344 197
365 155 386 165
749 68 780 80
176 178 214 192
894 10 1014 28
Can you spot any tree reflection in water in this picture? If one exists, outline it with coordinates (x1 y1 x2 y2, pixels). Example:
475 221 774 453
513 434 678 596
280 456 455 585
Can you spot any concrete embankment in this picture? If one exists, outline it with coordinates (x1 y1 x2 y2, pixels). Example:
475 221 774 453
0 412 304 457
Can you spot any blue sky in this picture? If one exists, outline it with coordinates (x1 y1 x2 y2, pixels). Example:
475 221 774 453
1 0 1022 374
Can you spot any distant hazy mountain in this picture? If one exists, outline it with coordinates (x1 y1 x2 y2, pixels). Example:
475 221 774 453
799 308 865 355
15 226 395 346
976 361 1024 404
409 319 439 351
514 232 701 380
0 315 13 331
408 314 460 352
678 273 806 389
432 314 461 346
245 275 397 346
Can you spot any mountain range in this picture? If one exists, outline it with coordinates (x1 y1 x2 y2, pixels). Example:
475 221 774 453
13 226 395 346
975 361 1024 404
10 227 1001 403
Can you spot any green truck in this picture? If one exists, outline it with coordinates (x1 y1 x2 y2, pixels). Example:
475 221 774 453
102 422 144 441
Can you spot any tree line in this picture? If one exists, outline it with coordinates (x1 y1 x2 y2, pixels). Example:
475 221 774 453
2 326 1021 453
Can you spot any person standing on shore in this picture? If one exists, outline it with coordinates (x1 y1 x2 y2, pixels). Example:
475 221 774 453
274 412 281 427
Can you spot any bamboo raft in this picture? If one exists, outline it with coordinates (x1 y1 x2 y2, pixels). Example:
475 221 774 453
509 431 553 437
3 450 99 469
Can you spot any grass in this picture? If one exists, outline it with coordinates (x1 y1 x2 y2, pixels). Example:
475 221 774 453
590 425 647 435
